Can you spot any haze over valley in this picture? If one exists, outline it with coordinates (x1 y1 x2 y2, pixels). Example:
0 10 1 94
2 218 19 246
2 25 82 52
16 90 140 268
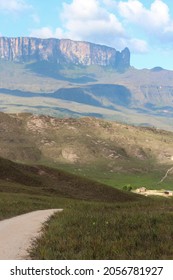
1 37 173 131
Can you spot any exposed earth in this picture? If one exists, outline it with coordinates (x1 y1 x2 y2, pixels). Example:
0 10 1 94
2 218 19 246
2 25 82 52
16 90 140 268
0 209 62 260
134 188 173 197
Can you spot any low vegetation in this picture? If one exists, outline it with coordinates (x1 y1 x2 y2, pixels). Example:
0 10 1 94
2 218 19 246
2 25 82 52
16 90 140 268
0 157 173 259
1 112 173 191
30 198 173 260
1 113 173 259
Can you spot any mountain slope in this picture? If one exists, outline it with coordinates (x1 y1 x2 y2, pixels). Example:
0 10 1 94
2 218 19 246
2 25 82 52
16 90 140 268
0 156 140 203
1 112 173 189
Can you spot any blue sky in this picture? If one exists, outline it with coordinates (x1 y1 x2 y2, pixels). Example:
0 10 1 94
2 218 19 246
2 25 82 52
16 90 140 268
0 0 173 70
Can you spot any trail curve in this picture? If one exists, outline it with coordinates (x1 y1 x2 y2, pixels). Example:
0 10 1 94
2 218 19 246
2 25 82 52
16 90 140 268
0 209 63 260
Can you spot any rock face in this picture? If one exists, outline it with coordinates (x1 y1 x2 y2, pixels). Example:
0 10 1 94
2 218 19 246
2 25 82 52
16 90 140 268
0 37 130 70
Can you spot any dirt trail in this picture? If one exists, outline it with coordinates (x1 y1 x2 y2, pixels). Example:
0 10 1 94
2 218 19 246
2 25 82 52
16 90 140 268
0 209 63 260
133 189 173 197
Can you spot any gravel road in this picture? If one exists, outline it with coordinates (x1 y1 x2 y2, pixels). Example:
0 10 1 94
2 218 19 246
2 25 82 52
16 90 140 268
0 209 63 260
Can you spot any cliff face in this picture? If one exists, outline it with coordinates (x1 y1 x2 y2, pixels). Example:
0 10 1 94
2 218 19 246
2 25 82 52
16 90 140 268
0 37 130 70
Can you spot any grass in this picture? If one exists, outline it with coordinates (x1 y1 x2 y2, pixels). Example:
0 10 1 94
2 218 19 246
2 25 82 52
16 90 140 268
0 157 173 259
1 182 173 260
0 157 142 203
0 156 142 219
55 161 173 191
30 197 173 260
1 112 173 177
1 112 173 259
1 56 173 260
0 192 64 221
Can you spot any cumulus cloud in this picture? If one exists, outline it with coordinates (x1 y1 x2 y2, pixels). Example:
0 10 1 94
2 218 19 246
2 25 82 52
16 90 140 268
118 0 173 42
61 0 150 52
30 0 149 53
0 0 31 12
30 27 64 39
61 0 125 42
125 38 149 53
102 0 118 9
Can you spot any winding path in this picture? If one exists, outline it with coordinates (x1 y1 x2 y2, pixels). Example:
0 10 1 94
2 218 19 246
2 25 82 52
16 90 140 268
0 209 63 260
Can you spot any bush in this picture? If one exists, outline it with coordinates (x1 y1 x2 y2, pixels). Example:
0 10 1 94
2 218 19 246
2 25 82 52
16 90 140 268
123 184 132 192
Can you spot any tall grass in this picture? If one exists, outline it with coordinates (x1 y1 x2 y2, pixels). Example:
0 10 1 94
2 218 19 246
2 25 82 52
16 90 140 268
30 198 173 260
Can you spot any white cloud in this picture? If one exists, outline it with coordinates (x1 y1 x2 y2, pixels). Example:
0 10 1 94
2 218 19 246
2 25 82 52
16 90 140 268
0 0 31 12
62 0 105 21
102 0 118 9
118 0 173 41
61 0 125 43
119 0 170 27
30 27 53 39
30 0 125 47
126 38 149 53
30 27 65 39
60 0 150 52
29 0 149 54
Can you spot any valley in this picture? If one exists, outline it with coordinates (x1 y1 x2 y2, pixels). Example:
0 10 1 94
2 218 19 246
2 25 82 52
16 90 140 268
1 61 173 131
0 37 173 260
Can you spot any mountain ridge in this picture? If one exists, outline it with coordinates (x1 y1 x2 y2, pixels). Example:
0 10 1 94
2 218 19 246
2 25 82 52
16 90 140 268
0 37 130 71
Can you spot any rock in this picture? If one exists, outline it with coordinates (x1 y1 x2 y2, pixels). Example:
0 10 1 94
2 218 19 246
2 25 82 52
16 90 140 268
62 148 79 163
0 37 130 70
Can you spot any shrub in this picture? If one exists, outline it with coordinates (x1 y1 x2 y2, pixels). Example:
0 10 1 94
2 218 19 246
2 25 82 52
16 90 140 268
123 184 132 192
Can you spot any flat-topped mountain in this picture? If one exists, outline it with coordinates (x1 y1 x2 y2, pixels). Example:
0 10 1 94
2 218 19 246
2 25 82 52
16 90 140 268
0 37 130 71
1 36 173 131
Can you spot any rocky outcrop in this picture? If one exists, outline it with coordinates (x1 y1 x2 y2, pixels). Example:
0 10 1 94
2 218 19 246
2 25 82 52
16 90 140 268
0 37 130 70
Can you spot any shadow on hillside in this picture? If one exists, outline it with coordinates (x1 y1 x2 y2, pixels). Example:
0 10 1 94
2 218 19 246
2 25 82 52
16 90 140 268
0 83 132 110
25 61 97 84
49 84 132 109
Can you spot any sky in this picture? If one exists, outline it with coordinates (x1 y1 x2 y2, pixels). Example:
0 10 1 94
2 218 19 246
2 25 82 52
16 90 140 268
0 0 173 70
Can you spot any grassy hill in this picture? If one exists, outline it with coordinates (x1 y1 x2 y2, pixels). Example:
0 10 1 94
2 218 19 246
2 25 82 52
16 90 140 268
0 112 173 190
1 58 173 259
0 156 173 260
0 112 173 259
0 156 140 203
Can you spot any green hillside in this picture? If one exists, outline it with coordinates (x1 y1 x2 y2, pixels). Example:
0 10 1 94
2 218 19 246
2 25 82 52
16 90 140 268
0 112 173 189
0 156 140 203
0 156 173 260
1 112 173 259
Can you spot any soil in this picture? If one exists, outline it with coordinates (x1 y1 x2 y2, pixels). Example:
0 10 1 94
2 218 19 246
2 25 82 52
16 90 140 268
133 189 173 197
